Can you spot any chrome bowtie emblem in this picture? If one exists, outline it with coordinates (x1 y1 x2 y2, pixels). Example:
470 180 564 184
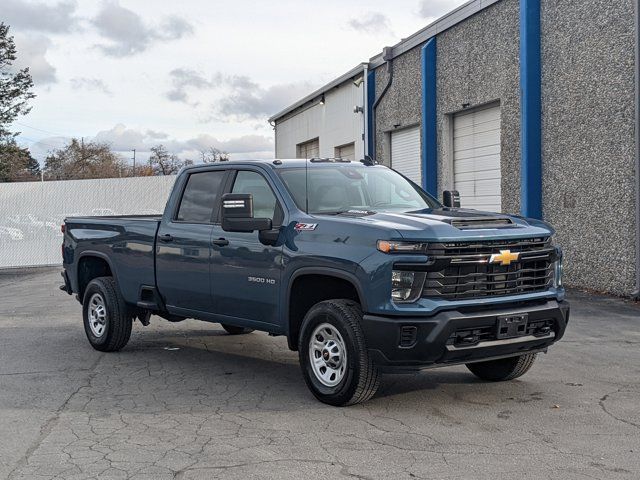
489 249 520 266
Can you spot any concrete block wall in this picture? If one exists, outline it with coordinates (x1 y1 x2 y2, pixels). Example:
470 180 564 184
372 0 638 295
541 0 637 295
436 0 521 215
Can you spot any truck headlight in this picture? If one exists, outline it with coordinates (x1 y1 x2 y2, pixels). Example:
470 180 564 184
391 270 425 303
378 240 428 254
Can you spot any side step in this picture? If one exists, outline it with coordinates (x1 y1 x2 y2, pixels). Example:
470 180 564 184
136 285 163 311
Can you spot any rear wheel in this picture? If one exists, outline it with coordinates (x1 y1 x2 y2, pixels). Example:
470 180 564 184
466 353 537 381
221 324 254 335
82 277 132 352
298 299 379 406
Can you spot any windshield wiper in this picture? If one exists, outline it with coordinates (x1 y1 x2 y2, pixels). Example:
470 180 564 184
315 210 376 216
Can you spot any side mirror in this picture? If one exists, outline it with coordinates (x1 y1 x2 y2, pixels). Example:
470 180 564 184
443 190 461 208
221 193 272 232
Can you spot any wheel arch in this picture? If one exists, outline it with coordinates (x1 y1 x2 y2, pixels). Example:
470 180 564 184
285 267 367 351
77 251 116 299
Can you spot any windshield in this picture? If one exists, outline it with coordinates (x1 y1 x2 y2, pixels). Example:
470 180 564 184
277 165 441 214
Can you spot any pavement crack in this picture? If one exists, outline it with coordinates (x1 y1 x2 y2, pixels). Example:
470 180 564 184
599 390 640 431
6 352 105 479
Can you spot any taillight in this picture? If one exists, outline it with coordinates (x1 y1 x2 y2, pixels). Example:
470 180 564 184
61 224 65 233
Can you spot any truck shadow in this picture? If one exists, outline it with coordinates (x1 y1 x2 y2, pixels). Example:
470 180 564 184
113 326 495 409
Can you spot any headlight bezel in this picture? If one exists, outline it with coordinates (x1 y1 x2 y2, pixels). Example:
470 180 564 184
391 269 426 303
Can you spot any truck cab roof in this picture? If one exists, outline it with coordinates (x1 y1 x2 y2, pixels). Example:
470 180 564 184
181 158 378 171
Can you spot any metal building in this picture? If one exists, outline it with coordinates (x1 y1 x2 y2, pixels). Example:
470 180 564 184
269 64 369 161
269 0 639 298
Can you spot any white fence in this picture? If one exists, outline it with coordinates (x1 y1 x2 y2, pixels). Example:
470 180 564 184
0 176 177 268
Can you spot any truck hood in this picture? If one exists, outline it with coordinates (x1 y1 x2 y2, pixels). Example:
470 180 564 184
332 208 553 241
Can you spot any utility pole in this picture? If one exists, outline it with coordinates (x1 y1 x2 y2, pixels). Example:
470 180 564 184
132 149 136 176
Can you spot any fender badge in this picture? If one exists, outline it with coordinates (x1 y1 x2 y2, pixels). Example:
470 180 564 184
295 223 317 231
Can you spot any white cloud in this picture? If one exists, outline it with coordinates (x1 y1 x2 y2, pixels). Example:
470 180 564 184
417 0 467 19
2 0 78 33
348 12 393 35
70 77 112 95
13 34 57 85
91 124 274 159
11 0 437 162
166 69 316 120
92 0 193 57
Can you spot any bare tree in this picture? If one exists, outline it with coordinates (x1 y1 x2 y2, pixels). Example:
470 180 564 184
200 146 229 163
149 144 192 175
44 139 126 180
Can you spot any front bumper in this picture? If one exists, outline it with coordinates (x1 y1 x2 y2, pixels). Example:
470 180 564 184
361 299 569 372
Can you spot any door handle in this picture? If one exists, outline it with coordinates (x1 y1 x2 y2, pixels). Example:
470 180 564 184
158 234 173 242
212 237 229 247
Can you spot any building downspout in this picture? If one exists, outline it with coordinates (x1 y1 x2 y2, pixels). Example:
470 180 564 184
371 47 394 160
634 0 640 300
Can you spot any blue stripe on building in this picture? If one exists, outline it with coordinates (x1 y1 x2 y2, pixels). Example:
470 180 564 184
519 0 543 219
421 37 438 197
366 69 376 158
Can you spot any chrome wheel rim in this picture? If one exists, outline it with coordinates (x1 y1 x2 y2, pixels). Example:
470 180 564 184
88 293 107 338
309 323 347 387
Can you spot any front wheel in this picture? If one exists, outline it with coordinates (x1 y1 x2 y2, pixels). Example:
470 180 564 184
82 277 132 352
298 299 379 406
466 353 537 381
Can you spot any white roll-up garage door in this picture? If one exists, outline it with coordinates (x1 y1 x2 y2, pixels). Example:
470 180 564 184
453 104 502 212
391 126 421 185
335 142 355 161
297 138 319 159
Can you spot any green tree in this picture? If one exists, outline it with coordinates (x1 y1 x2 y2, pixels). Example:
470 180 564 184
0 138 40 182
44 138 125 180
0 23 35 140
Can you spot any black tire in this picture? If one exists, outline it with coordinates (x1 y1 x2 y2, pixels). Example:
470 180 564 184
466 353 537 381
82 277 132 352
221 324 254 335
298 299 380 406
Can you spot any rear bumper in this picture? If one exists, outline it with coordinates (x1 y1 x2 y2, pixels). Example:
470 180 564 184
361 300 569 372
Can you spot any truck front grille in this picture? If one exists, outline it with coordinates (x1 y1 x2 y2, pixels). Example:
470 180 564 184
422 238 555 300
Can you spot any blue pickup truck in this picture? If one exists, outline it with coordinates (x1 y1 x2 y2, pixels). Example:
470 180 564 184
61 159 569 405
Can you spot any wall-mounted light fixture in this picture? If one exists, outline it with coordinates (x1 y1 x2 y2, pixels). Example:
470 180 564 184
319 94 325 105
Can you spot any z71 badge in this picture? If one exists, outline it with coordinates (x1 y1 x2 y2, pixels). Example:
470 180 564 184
295 223 317 231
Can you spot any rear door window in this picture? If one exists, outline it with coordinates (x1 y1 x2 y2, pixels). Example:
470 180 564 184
176 170 226 223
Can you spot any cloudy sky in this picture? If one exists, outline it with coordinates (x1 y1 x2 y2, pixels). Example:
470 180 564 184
4 0 466 165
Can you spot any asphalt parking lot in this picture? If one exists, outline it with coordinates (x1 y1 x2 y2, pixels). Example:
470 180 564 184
0 268 638 480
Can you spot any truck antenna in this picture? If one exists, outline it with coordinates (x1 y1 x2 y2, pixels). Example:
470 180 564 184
305 158 309 214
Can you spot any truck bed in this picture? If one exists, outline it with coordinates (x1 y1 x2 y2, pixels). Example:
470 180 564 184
64 215 162 305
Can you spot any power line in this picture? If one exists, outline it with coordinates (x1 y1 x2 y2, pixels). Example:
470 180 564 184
13 135 64 151
13 121 68 138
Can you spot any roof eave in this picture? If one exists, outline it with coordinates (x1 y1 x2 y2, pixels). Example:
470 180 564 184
268 63 367 123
